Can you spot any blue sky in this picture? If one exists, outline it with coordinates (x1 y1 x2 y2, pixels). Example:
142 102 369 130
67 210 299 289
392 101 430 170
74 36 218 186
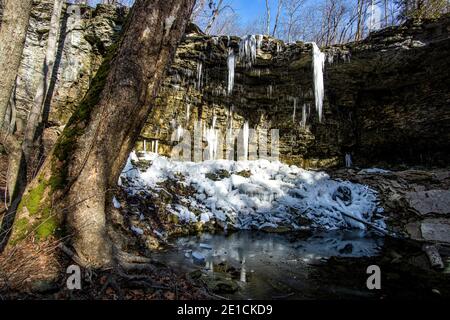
224 0 285 26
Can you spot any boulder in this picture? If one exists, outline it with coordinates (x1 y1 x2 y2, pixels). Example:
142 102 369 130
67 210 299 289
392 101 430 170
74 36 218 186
405 190 450 215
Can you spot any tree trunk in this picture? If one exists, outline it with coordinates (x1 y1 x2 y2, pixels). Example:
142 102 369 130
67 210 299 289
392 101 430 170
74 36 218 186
205 0 223 35
23 0 64 161
1 0 195 287
272 0 283 37
265 0 271 36
0 0 33 129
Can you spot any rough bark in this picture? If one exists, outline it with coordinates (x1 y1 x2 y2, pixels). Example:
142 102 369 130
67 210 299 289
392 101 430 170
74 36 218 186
1 0 195 287
0 0 33 128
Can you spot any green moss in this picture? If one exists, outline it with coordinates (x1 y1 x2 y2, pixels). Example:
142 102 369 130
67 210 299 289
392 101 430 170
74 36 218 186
21 179 47 216
35 216 58 240
11 217 31 244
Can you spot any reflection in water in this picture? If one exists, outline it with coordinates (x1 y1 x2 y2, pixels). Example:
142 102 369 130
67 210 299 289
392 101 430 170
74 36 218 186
154 230 384 299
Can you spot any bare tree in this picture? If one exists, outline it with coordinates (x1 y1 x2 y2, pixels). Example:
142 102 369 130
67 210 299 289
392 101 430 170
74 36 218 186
265 0 271 35
282 0 306 43
0 0 33 129
205 0 226 34
1 0 196 287
272 0 283 37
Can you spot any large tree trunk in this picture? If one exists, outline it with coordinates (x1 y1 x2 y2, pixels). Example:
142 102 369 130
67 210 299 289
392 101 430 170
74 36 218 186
0 0 33 128
1 0 195 288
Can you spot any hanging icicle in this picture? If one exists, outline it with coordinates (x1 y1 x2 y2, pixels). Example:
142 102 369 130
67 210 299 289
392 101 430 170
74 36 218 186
311 42 325 122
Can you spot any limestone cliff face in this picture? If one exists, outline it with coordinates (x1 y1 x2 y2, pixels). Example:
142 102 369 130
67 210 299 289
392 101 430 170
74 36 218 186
142 16 450 168
14 2 450 169
12 1 127 134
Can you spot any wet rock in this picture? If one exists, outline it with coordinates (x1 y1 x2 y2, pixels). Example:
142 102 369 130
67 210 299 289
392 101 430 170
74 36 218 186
205 170 231 181
421 219 450 243
332 186 352 205
236 170 252 178
405 190 450 215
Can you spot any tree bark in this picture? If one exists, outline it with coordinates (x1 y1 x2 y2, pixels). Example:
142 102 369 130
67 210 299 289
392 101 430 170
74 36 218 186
0 0 33 129
1 0 195 286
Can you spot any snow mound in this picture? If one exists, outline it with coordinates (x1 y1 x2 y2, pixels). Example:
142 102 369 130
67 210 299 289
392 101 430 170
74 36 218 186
120 152 386 231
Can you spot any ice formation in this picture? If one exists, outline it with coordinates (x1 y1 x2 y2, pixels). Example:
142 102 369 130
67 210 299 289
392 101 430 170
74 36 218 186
301 104 308 128
196 61 203 90
239 35 262 68
227 47 235 95
204 116 219 160
311 42 325 122
292 98 297 121
345 153 353 168
121 152 385 232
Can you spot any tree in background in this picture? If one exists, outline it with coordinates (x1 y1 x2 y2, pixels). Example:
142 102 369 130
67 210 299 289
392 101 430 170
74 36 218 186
396 0 450 21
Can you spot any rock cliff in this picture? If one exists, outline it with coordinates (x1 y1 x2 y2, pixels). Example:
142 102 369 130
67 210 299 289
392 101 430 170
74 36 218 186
14 2 450 169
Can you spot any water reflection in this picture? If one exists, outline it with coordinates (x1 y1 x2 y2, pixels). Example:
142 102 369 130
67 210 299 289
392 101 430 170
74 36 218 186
154 230 384 299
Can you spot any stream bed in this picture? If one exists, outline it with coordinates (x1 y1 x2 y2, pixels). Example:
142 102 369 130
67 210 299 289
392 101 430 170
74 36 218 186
153 230 389 299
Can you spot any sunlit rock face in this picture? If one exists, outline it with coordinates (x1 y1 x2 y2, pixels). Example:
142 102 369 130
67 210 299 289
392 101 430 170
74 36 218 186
15 2 450 169
13 2 127 133
142 16 450 169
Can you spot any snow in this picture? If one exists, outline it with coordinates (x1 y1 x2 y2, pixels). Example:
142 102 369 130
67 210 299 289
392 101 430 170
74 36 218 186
311 42 326 122
112 196 121 209
227 47 235 95
131 226 144 235
121 152 386 232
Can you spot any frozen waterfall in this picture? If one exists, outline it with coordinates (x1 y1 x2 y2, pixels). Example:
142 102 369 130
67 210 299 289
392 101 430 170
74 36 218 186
311 42 325 122
227 47 235 95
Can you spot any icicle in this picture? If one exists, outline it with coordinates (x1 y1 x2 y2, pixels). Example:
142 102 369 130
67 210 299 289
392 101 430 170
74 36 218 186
212 36 219 46
301 104 307 128
327 53 334 65
310 42 325 122
267 85 273 98
155 140 159 154
256 35 263 49
345 153 353 168
243 121 249 161
292 98 297 122
227 47 235 95
143 139 147 152
176 125 184 141
239 35 258 68
205 115 218 160
196 61 203 90
186 104 190 123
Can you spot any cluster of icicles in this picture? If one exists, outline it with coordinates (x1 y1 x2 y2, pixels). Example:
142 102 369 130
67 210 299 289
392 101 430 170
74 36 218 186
225 35 326 122
163 35 327 160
